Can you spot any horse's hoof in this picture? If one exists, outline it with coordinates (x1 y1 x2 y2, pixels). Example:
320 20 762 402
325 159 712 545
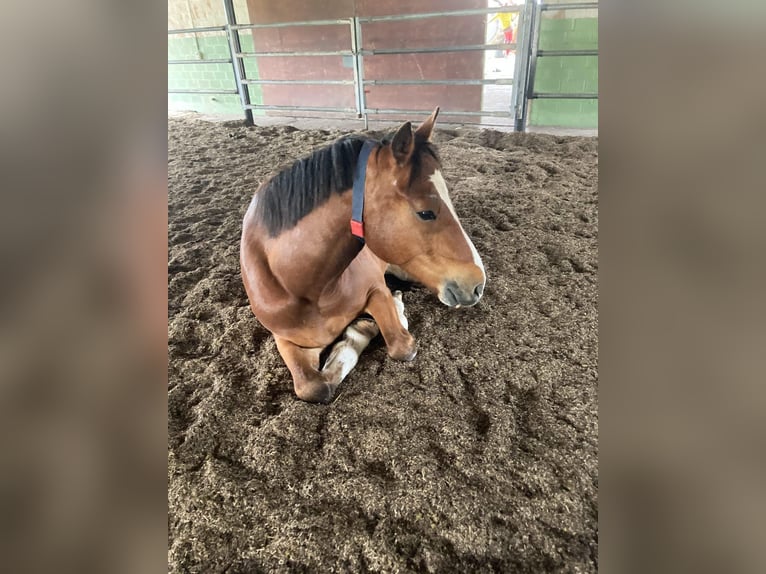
389 338 417 362
401 347 417 361
295 381 336 404
391 349 417 362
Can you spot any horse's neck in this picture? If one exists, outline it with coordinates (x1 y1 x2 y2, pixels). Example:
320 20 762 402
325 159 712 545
268 191 361 299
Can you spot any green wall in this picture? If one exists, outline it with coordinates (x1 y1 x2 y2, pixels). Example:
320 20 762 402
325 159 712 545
529 17 598 129
168 33 262 115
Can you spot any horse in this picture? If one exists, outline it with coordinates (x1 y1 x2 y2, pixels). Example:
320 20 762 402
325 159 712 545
240 108 486 403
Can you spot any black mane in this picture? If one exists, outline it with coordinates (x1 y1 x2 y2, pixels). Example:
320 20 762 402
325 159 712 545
254 134 440 237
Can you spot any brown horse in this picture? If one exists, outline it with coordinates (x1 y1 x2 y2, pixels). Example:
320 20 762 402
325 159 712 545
240 108 485 403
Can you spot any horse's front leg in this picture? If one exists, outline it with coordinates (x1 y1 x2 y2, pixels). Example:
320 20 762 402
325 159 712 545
275 317 379 403
365 288 417 361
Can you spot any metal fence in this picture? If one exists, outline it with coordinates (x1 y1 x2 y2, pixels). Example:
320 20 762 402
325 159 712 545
168 0 598 131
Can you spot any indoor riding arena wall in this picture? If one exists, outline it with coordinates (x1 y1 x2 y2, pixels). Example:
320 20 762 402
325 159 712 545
169 0 598 128
243 0 485 117
168 0 486 120
168 0 256 115
168 117 598 572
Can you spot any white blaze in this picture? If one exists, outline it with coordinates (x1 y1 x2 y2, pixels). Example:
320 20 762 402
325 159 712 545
428 170 486 276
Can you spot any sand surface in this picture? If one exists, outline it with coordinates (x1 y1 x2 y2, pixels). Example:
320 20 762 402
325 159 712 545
168 118 598 572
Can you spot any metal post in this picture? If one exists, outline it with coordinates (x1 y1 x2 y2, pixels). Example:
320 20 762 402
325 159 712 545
352 17 369 130
511 0 530 132
349 19 362 119
222 0 254 125
523 1 543 129
510 0 531 131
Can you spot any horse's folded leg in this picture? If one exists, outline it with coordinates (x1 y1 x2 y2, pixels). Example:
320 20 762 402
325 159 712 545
366 289 417 362
274 337 334 404
275 319 378 404
322 318 380 388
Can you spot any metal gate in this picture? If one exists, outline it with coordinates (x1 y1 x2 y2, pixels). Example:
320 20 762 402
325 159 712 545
168 0 598 131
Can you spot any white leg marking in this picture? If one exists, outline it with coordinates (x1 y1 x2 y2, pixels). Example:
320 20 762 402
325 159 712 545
429 170 486 277
392 290 409 330
326 343 359 382
322 321 378 384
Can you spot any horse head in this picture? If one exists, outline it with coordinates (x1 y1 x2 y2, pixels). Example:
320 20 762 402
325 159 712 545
364 108 486 308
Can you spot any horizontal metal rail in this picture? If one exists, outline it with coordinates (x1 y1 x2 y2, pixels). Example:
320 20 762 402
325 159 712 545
168 59 232 65
167 25 226 35
540 2 599 11
168 88 239 94
358 6 520 23
231 19 349 30
242 79 353 85
167 8 599 130
366 108 516 118
537 49 598 57
531 92 598 99
244 104 356 113
363 43 513 56
364 78 513 86
236 50 352 58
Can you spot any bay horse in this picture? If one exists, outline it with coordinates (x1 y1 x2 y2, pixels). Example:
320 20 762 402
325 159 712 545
240 108 486 403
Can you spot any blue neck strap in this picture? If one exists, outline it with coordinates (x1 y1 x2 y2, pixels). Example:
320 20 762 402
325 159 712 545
350 140 375 244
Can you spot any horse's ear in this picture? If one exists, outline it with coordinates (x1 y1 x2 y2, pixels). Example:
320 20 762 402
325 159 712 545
415 106 440 141
391 121 414 164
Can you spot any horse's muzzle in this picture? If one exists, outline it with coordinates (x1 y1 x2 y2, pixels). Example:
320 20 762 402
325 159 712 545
439 280 484 308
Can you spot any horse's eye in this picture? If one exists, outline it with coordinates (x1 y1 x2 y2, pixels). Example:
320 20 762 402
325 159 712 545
416 210 436 221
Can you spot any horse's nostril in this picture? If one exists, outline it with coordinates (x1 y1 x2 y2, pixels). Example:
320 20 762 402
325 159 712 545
442 281 483 307
442 282 459 307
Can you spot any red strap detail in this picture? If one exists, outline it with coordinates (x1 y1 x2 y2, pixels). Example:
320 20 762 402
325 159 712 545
350 219 365 239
